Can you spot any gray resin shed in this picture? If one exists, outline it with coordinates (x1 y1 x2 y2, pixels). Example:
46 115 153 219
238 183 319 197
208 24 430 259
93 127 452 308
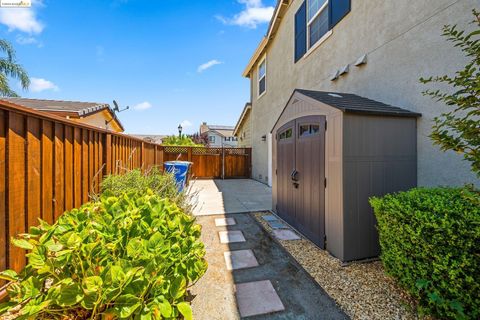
271 89 421 262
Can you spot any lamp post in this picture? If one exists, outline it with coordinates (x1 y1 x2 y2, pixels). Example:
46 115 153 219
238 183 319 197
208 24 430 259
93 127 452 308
178 124 183 137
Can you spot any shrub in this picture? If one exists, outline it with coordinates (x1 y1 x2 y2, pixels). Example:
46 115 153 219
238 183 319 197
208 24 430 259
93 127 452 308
370 187 480 319
101 168 192 214
161 136 202 147
0 191 208 319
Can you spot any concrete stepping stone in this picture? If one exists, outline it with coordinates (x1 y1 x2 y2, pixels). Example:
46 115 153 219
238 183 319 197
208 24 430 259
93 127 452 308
215 218 236 227
235 280 285 317
219 230 246 243
268 220 289 229
262 215 278 222
224 249 259 270
273 229 301 241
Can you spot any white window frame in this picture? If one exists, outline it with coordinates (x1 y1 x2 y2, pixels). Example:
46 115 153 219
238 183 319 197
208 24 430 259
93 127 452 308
307 0 329 50
209 135 215 143
257 55 267 99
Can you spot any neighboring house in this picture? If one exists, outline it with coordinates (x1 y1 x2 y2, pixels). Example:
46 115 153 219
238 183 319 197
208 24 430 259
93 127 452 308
233 103 252 148
199 122 238 147
0 98 124 132
130 134 166 144
243 0 478 187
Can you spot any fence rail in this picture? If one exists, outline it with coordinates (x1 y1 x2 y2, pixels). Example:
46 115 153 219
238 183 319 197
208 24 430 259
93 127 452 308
0 101 251 278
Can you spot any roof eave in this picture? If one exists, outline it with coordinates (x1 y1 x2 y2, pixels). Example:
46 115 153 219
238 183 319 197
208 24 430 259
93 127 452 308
242 0 290 77
233 103 252 135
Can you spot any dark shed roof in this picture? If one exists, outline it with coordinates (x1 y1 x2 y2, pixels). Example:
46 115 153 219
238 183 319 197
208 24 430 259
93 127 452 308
296 89 422 117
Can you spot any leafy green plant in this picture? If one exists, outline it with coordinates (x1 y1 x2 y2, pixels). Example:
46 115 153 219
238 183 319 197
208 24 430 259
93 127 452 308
420 10 480 177
0 191 208 319
101 168 193 214
161 136 202 147
370 187 480 319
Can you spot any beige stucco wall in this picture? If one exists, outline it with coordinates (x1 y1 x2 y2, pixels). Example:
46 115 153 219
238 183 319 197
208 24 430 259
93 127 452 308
249 0 479 187
72 109 123 133
236 110 252 147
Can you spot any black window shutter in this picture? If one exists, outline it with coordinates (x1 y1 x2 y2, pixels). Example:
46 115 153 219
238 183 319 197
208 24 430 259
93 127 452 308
329 0 351 29
294 1 307 63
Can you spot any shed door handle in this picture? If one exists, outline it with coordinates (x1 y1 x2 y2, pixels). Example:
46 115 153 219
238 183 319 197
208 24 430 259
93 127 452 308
291 169 299 182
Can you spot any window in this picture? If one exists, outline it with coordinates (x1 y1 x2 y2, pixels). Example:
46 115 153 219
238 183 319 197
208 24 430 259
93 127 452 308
279 128 293 140
209 136 215 143
258 57 266 97
307 0 328 49
299 124 320 137
294 0 351 62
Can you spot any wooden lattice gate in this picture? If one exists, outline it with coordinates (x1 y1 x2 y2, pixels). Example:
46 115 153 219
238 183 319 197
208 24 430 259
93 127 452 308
162 146 251 179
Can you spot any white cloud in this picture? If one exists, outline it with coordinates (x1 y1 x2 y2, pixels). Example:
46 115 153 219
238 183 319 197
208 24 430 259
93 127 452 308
29 77 59 92
217 0 274 29
180 120 192 128
197 59 223 73
0 2 44 34
133 101 152 111
16 34 42 47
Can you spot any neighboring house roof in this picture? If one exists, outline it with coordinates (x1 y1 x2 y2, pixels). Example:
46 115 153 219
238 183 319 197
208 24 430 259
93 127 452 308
295 90 422 117
243 0 290 77
233 102 252 136
130 134 166 144
207 125 235 131
0 97 125 131
209 129 235 138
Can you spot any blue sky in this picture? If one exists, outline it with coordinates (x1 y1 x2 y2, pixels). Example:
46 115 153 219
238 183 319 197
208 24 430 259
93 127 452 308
0 0 276 134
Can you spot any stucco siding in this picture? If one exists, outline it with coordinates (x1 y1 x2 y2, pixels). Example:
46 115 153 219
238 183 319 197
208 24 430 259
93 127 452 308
249 0 479 187
73 109 123 133
236 111 252 147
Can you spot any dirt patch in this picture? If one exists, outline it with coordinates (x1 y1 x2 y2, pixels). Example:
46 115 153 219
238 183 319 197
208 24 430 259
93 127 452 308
251 212 420 320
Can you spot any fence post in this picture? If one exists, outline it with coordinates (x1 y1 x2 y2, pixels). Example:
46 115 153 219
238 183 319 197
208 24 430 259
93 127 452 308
187 147 192 162
222 146 225 180
140 141 145 171
104 133 112 176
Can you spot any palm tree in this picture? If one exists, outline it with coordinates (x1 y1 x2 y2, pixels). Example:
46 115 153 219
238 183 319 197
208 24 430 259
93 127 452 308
0 39 29 97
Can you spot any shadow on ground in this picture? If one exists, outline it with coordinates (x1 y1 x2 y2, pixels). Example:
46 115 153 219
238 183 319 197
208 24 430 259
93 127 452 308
190 213 349 320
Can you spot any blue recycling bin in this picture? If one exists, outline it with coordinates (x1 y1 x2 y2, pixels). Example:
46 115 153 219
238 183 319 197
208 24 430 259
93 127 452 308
164 161 192 192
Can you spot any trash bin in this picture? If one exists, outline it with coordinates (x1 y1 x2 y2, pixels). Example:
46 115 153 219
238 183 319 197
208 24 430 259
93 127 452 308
164 161 192 192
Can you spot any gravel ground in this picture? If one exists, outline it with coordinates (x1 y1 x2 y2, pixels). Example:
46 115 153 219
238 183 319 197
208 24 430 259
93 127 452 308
252 212 421 320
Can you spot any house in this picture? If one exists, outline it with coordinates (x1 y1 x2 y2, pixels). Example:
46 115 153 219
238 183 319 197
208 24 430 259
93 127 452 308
130 134 166 144
0 98 124 132
241 0 478 261
199 122 238 147
233 103 252 147
242 0 477 188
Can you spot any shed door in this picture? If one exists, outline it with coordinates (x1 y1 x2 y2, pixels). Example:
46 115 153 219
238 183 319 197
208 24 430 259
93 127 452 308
276 121 296 226
276 116 326 248
295 116 326 248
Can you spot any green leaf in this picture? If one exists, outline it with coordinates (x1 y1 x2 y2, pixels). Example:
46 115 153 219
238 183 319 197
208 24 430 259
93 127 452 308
54 279 83 307
11 239 33 250
83 276 103 292
158 299 172 318
114 294 141 318
0 269 18 281
127 238 144 258
169 276 186 300
177 302 193 320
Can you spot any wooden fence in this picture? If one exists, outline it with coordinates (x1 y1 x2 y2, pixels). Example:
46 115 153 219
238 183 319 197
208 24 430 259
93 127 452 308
0 101 251 277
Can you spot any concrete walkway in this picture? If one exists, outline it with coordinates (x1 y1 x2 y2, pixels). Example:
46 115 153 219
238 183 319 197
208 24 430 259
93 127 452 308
190 179 272 215
190 213 348 320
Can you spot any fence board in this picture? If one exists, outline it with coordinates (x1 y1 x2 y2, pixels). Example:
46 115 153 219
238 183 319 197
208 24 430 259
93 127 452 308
27 117 41 229
54 123 65 220
41 120 54 224
7 112 26 271
0 110 6 284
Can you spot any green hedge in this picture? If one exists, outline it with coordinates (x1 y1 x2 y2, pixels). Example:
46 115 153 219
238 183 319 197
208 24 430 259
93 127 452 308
0 191 207 319
370 187 480 319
